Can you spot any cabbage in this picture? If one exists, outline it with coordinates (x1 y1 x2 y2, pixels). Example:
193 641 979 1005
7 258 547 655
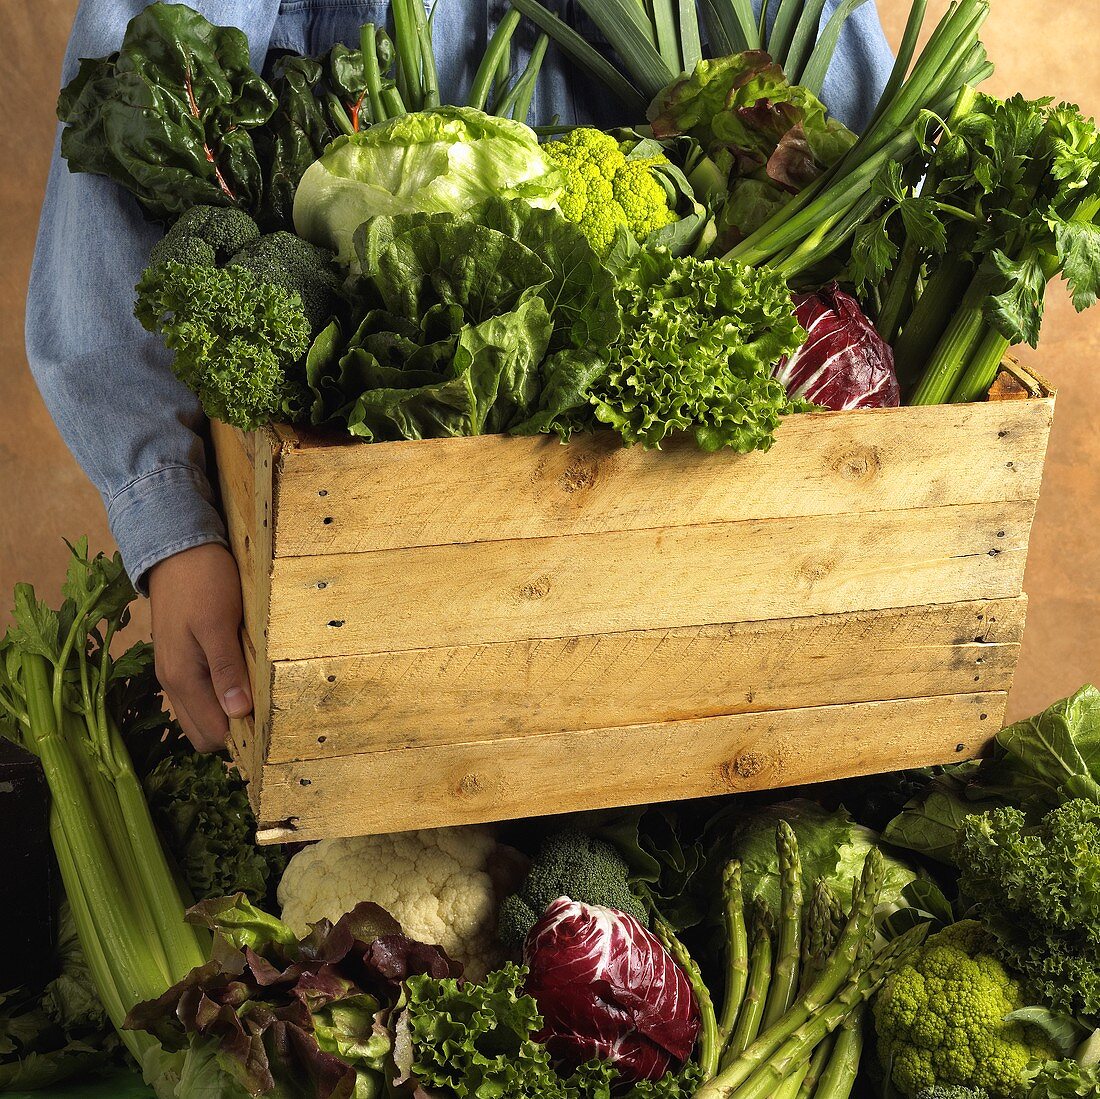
293 107 562 265
707 798 917 913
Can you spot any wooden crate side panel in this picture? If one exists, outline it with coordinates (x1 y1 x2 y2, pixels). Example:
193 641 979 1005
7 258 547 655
271 400 1053 556
265 596 1027 762
266 501 1034 660
254 692 1006 842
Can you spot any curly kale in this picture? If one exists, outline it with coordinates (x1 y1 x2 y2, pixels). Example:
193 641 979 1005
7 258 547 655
135 260 309 430
957 799 1100 1019
498 830 648 950
227 230 342 331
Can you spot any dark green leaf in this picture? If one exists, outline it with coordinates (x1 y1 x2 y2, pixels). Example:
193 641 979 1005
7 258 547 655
986 247 1048 346
1053 217 1100 312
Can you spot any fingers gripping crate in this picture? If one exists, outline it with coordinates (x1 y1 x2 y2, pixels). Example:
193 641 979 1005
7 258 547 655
211 369 1054 844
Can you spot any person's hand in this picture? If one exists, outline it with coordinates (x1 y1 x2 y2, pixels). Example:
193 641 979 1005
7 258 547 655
148 543 252 751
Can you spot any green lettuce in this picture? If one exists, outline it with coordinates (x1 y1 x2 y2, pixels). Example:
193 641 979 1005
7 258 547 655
306 198 618 441
592 248 805 451
293 107 563 264
647 52 856 247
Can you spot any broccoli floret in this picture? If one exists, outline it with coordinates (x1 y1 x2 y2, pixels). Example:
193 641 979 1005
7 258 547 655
497 830 648 950
915 1088 991 1099
542 128 679 255
227 231 342 331
147 232 216 269
171 204 260 261
874 921 1057 1098
135 260 308 430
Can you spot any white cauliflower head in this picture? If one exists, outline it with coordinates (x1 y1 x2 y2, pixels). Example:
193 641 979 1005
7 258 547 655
277 826 516 979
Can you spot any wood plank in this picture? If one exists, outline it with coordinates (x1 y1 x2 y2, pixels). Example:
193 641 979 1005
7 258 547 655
271 400 1053 556
211 420 256 601
254 692 1006 842
266 500 1035 660
265 596 1027 762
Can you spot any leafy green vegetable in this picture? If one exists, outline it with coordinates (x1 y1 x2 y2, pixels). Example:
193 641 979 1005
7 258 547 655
647 52 856 249
705 799 917 917
592 248 805 452
956 799 1100 1018
306 198 618 441
166 205 261 262
127 895 440 1099
57 3 277 222
497 830 648 949
0 542 209 1073
0 907 121 1090
293 107 563 265
1023 1059 1100 1098
135 260 309 431
401 962 702 1098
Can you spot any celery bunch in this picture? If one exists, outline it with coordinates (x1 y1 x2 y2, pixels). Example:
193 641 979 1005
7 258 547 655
0 542 208 1066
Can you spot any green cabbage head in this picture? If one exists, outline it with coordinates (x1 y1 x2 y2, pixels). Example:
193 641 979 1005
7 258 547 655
293 106 562 265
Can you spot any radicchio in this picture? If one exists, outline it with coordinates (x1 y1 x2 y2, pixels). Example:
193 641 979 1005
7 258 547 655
523 897 700 1083
773 284 900 409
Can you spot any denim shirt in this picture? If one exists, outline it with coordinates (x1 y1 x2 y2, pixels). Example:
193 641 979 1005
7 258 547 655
26 0 894 590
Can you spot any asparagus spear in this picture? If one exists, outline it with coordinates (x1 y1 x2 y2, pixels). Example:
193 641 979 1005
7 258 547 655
812 1005 866 1099
800 879 843 993
655 919 720 1081
723 900 774 1065
717 861 749 1048
696 849 887 1099
713 926 927 1099
795 1033 835 1099
763 823 804 1028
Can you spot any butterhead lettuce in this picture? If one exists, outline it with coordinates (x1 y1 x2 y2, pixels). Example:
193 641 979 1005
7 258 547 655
293 107 563 264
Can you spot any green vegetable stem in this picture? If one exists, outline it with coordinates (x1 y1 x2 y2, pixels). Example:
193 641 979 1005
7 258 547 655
0 543 209 1065
717 862 749 1049
762 822 804 1029
724 901 775 1066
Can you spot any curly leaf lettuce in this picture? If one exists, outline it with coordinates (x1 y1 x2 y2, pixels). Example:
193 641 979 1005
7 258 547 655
592 249 805 451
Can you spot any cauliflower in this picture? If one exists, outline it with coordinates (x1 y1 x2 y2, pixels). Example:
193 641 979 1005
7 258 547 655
542 128 678 254
277 826 523 979
874 922 1057 1098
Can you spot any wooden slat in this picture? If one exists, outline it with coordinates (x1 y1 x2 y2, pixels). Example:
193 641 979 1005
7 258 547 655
271 400 1053 556
211 420 256 607
265 596 1027 762
254 692 1006 842
266 500 1034 660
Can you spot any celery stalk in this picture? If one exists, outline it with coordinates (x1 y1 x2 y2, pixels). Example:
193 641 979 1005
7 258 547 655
907 274 988 404
949 326 1012 403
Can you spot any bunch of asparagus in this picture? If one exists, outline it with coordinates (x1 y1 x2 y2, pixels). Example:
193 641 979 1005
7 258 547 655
659 824 928 1099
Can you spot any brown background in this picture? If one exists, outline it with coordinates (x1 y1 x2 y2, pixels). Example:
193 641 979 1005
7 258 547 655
0 0 1096 720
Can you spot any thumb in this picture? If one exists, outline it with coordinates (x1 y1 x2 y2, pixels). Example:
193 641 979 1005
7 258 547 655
201 628 253 720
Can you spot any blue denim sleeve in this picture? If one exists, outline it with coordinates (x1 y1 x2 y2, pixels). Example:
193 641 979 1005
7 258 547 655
25 0 279 591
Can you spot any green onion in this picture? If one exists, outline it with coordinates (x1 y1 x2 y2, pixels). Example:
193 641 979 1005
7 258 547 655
361 23 387 122
469 11 521 111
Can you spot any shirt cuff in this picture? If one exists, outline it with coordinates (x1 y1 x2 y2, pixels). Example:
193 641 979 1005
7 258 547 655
107 464 228 594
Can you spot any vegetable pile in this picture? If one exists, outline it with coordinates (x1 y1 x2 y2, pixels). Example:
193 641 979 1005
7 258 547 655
5 543 1100 1099
56 0 1100 452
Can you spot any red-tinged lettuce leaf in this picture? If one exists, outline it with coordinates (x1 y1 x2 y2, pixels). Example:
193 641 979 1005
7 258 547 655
772 284 900 410
127 897 458 1099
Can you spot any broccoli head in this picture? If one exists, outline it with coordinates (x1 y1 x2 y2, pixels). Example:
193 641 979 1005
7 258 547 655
915 1088 991 1099
135 260 308 431
171 204 260 261
874 921 1057 1099
148 232 216 269
542 128 679 255
227 231 342 331
497 829 648 950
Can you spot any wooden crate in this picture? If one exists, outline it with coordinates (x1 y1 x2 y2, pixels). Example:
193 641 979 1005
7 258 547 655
211 375 1054 844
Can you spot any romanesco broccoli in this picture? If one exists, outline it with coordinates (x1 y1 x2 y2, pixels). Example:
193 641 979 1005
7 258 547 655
497 829 647 949
542 128 678 255
874 921 1057 1099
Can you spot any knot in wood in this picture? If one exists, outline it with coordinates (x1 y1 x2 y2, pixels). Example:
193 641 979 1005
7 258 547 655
517 574 552 601
720 751 767 786
831 444 882 484
458 772 484 797
558 457 598 494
